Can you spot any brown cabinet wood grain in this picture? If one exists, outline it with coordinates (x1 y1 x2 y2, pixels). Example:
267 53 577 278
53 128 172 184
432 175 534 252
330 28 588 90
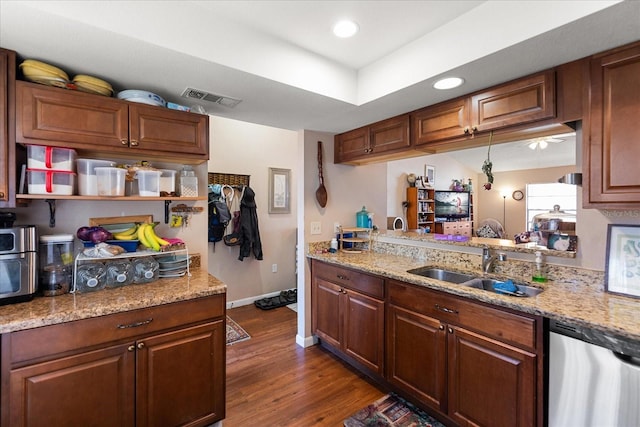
584 41 640 208
0 48 17 208
311 260 384 374
16 81 209 161
412 98 470 147
1 295 225 427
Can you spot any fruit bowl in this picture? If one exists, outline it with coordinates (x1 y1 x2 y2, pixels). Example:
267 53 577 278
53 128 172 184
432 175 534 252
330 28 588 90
82 240 140 252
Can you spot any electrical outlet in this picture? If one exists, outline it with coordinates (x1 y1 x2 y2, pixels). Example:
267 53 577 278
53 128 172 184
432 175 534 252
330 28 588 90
272 264 278 273
310 221 321 235
334 222 341 233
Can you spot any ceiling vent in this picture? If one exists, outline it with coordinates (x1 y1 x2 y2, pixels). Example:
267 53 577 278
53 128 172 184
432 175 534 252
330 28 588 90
181 88 242 108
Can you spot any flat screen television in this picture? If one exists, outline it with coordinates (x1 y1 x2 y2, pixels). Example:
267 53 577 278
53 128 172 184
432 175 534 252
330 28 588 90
434 190 471 220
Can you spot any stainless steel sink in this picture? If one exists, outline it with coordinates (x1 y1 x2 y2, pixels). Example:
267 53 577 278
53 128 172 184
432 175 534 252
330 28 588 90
407 267 475 284
461 278 543 297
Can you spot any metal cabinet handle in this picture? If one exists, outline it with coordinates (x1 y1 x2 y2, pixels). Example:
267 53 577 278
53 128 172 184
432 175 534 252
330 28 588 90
120 139 128 146
337 274 349 281
435 304 459 314
137 342 145 350
448 327 454 334
439 325 445 331
127 345 136 352
463 127 470 134
130 140 139 147
117 318 153 329
472 126 478 133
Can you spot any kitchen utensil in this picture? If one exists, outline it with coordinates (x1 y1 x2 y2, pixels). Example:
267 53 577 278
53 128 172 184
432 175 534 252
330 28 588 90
315 141 328 207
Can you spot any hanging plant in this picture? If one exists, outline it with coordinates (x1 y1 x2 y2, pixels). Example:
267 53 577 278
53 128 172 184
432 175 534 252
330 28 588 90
482 131 494 190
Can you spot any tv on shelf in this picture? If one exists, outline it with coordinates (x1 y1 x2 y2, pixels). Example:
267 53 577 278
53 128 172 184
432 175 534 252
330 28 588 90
434 190 470 220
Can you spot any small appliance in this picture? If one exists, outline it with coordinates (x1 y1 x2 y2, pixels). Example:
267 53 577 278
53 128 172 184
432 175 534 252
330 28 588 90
0 222 38 304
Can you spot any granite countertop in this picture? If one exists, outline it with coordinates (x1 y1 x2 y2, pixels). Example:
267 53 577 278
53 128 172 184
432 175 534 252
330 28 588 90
307 251 640 342
0 269 226 334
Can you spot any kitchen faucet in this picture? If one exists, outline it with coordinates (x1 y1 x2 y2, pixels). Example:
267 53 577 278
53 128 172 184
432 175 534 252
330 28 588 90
482 246 507 273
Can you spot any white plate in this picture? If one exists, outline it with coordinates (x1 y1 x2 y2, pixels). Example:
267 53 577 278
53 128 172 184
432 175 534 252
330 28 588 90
159 264 187 272
157 254 189 265
159 270 187 278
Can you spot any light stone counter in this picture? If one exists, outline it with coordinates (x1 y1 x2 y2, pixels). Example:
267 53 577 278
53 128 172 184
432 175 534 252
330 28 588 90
307 249 640 342
0 269 226 334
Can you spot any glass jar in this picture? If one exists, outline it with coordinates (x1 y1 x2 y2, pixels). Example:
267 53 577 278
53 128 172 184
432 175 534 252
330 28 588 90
105 260 134 288
75 262 107 293
179 165 198 197
132 257 159 284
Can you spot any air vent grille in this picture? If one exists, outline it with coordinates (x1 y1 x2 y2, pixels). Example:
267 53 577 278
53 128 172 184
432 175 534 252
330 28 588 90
181 87 242 108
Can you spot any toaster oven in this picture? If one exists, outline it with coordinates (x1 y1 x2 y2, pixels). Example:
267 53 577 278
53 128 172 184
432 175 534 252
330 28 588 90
0 225 38 304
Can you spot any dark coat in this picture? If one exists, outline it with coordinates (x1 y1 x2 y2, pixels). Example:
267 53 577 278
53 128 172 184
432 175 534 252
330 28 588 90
238 187 263 261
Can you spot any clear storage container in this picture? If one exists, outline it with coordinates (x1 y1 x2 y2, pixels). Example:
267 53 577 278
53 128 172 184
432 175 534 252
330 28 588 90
159 169 177 194
27 145 76 171
27 168 75 195
179 166 198 197
95 167 126 196
132 256 159 284
75 262 107 292
136 170 161 197
105 260 134 288
76 158 116 196
39 234 74 296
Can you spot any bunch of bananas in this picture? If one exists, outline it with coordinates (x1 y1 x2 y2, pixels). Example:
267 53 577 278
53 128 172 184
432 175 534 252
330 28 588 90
112 223 170 252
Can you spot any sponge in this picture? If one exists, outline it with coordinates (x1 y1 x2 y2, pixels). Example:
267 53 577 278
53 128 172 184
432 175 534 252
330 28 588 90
493 279 517 294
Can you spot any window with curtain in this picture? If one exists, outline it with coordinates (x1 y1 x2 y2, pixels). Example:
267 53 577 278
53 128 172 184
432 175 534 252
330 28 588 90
525 183 576 231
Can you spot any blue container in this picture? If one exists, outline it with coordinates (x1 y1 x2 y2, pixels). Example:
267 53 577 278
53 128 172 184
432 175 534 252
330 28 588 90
82 239 140 253
337 232 354 249
356 206 369 228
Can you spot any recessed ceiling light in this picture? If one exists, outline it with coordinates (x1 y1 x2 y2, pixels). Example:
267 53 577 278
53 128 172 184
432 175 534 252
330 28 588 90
333 20 359 38
433 77 464 90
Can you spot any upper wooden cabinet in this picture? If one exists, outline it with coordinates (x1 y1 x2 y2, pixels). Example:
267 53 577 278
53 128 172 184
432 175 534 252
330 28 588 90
0 48 17 208
584 41 640 208
334 114 410 164
412 98 470 146
16 81 209 161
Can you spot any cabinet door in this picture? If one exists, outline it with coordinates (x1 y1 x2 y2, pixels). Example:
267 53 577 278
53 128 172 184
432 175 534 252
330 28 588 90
0 49 16 207
470 70 555 133
447 327 536 427
312 277 342 349
412 98 470 146
369 114 410 154
334 126 369 163
343 288 385 374
585 42 640 207
8 342 135 427
129 104 208 158
136 320 225 427
387 305 447 413
16 81 129 148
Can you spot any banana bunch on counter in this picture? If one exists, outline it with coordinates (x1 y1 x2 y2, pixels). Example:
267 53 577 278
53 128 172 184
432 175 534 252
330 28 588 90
112 223 176 252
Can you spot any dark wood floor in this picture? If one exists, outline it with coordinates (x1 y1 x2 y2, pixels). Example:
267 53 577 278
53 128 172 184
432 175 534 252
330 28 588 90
225 304 386 426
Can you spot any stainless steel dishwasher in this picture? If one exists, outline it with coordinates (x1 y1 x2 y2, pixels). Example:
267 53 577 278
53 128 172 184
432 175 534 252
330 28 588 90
549 319 640 427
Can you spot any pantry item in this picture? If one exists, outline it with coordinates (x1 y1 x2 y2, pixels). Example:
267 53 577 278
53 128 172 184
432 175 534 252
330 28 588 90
76 158 116 195
132 257 159 284
72 74 113 97
27 168 75 195
105 260 134 288
159 169 177 194
74 262 107 293
117 89 166 107
39 234 74 296
95 167 126 196
315 141 327 207
27 145 76 171
136 170 161 197
179 166 198 197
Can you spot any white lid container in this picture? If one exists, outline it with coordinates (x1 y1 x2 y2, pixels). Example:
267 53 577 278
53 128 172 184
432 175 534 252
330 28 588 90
159 169 177 194
136 170 161 197
27 168 75 195
27 145 77 171
76 158 116 196
95 167 126 196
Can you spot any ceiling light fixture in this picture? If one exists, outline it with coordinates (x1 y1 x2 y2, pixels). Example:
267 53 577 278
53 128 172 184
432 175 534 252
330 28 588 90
529 140 549 150
333 20 359 38
433 77 464 90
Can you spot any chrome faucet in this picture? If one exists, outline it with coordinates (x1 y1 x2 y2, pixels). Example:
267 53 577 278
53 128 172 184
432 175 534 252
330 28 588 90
482 246 507 273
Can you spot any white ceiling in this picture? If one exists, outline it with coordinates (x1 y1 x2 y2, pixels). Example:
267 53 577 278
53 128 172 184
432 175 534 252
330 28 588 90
1 0 639 137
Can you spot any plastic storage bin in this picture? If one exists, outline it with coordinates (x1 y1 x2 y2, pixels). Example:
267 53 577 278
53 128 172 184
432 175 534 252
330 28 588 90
95 167 126 196
39 234 74 296
27 145 76 171
132 257 159 284
27 168 75 195
159 169 177 194
77 158 116 196
136 170 161 197
75 262 107 293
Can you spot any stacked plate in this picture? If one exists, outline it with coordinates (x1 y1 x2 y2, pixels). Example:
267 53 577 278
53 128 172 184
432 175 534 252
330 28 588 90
157 254 189 278
19 59 76 90
117 89 166 107
73 74 113 97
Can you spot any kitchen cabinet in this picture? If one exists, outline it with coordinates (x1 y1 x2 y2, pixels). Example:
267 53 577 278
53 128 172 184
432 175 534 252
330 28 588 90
387 280 541 427
1 294 225 427
334 114 411 165
406 187 435 231
434 220 472 237
584 41 640 208
16 81 209 162
0 48 17 208
412 98 471 146
311 260 385 375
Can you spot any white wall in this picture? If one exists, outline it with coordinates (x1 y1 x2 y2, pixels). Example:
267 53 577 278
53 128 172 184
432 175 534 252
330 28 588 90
207 116 299 303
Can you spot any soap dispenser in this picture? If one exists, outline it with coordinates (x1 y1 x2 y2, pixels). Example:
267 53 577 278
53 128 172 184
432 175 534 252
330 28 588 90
532 251 548 283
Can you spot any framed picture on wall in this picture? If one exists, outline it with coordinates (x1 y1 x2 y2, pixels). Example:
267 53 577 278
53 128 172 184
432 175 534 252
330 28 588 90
268 167 290 214
605 224 640 298
426 165 435 186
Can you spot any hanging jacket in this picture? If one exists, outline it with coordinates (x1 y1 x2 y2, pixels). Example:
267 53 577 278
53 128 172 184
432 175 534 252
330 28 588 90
238 186 263 261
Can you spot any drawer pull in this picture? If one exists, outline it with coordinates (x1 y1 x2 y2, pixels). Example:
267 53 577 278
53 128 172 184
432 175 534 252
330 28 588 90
117 318 153 329
439 325 445 331
435 304 458 314
130 139 139 147
337 274 349 280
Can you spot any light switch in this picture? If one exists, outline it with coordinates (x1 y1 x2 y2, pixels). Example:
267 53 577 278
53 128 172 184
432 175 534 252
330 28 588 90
310 221 321 235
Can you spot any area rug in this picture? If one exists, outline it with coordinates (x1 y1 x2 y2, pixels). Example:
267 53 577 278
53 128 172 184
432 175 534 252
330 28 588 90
344 393 445 427
226 316 250 345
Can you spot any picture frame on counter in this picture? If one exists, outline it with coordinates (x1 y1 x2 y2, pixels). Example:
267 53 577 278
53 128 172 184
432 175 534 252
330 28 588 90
605 224 640 298
268 167 290 214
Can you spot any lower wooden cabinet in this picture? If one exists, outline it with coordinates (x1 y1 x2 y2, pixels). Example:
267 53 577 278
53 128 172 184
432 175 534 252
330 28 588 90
312 260 385 375
1 295 226 427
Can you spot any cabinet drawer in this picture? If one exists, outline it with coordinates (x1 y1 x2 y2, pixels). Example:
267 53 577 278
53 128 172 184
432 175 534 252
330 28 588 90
388 280 538 351
7 294 225 365
312 260 384 299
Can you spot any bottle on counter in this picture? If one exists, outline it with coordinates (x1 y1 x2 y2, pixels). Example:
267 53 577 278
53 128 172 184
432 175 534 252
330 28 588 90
356 206 369 228
532 251 548 283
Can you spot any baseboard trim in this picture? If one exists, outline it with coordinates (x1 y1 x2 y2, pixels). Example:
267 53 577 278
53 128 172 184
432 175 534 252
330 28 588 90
296 334 318 348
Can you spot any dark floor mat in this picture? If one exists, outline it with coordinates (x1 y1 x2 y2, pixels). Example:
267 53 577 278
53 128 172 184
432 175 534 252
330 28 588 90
254 289 297 310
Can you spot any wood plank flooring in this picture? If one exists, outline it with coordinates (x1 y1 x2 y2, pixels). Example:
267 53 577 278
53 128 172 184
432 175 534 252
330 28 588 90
225 304 386 426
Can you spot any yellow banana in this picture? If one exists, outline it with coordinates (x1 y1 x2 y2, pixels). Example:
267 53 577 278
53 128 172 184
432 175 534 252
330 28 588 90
137 223 152 249
113 224 138 240
143 224 161 251
147 223 170 248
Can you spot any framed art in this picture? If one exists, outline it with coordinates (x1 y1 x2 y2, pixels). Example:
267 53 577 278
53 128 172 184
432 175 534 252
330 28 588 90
268 168 290 214
605 224 640 298
426 165 435 186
